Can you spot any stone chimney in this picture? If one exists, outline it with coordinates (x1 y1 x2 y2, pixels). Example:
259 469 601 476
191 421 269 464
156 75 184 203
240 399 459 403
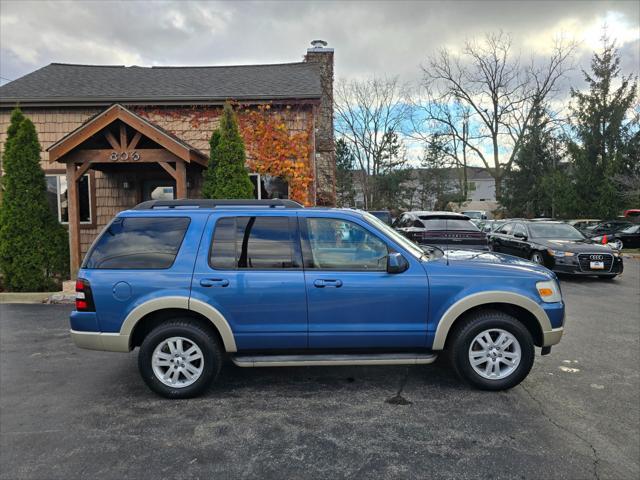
305 40 336 206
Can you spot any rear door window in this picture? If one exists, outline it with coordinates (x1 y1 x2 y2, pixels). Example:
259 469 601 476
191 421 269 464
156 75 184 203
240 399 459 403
83 217 190 269
209 216 300 270
498 223 513 235
512 223 527 237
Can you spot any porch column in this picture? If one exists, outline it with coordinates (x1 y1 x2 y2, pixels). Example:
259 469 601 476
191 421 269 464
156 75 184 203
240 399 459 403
175 160 187 198
66 162 81 277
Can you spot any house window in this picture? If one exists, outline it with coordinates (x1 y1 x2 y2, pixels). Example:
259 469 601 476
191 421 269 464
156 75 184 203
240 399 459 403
249 173 289 200
45 174 92 224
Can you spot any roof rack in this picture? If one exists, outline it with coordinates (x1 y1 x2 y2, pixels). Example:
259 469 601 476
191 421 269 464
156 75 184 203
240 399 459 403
132 199 304 210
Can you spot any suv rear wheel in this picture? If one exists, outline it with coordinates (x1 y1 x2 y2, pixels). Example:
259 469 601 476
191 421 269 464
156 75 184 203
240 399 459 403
449 310 534 390
138 319 222 399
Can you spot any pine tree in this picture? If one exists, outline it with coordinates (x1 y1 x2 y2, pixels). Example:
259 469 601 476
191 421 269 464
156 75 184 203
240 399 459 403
204 103 254 199
502 103 561 217
0 111 69 291
569 37 638 217
202 129 221 199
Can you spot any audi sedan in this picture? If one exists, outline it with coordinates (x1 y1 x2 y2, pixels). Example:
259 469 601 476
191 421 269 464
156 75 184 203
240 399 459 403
490 221 623 279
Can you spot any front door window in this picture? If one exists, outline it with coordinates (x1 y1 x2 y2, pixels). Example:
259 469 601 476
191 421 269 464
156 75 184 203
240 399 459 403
304 218 388 270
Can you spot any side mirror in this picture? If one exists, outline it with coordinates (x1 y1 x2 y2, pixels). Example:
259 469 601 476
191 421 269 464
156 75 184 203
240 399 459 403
387 252 409 274
514 232 527 240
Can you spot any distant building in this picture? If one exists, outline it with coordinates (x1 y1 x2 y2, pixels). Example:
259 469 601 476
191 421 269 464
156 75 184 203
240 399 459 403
351 166 496 210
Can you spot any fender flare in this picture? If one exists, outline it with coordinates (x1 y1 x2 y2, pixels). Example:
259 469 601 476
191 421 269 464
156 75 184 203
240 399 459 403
431 291 551 350
120 296 237 352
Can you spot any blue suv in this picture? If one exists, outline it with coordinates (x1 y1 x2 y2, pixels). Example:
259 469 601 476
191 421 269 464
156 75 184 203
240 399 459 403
70 199 565 398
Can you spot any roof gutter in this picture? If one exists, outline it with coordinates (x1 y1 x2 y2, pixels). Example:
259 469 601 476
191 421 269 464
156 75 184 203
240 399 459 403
0 95 322 108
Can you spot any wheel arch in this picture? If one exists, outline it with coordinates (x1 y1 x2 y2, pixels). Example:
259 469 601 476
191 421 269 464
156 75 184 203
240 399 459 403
122 296 237 352
432 291 550 350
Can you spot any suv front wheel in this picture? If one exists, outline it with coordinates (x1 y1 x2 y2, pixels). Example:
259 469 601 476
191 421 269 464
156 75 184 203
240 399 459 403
449 310 535 390
138 319 222 399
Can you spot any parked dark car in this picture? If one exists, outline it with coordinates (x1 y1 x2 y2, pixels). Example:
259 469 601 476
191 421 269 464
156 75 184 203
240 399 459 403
393 211 488 250
367 210 392 225
490 220 623 279
566 219 602 234
591 224 640 250
583 220 633 237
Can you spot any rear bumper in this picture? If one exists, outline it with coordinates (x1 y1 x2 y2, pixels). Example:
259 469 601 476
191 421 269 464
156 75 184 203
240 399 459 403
70 330 130 352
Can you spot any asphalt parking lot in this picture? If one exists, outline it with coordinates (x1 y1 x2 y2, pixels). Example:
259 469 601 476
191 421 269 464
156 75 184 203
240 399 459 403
1 260 639 480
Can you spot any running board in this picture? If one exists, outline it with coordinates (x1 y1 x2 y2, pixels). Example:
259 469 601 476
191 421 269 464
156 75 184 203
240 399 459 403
230 352 438 367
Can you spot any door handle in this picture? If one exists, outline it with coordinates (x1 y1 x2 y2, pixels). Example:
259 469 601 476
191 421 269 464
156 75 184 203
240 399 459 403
200 278 229 288
314 279 343 288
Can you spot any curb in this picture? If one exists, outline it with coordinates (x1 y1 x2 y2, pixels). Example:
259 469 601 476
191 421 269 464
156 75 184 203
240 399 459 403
0 292 57 304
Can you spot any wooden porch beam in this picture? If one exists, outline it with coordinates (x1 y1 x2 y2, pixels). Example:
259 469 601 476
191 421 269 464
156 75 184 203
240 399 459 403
104 131 120 151
66 162 81 276
158 161 177 179
63 149 181 164
175 160 187 198
119 124 127 153
127 131 142 150
49 105 122 162
74 162 93 182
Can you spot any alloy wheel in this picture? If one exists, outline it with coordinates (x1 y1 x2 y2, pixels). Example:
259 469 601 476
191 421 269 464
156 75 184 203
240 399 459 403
468 328 521 380
151 336 204 388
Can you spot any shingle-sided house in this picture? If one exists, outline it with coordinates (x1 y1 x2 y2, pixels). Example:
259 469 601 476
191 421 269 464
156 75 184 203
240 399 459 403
0 40 336 273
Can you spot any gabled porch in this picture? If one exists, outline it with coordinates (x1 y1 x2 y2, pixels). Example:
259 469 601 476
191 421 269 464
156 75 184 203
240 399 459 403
47 104 208 274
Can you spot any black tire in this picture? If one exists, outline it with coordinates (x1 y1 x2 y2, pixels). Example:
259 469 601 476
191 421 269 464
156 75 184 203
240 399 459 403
138 319 222 399
448 310 535 391
530 251 545 266
598 275 617 280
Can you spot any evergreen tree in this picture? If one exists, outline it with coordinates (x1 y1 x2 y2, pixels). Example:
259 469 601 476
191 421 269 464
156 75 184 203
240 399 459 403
202 129 221 199
501 103 561 217
0 111 69 291
335 138 356 207
569 37 638 217
203 103 254 199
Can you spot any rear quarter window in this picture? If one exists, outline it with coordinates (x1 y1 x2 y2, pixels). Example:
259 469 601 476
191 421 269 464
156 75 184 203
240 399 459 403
83 217 190 269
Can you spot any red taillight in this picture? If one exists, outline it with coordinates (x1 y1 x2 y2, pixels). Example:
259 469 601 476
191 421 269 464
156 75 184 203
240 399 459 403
75 278 95 312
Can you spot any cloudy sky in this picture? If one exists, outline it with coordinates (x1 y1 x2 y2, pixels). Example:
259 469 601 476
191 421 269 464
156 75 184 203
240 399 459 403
1 0 638 89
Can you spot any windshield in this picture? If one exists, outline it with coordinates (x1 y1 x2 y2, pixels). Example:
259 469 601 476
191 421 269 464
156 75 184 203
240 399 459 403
621 225 640 234
528 223 585 240
362 211 425 259
462 211 482 219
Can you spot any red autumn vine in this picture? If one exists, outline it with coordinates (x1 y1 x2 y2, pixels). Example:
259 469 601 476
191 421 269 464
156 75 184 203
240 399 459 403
132 104 315 205
238 104 314 206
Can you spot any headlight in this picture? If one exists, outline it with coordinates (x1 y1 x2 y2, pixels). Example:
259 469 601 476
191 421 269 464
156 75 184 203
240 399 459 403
547 249 575 257
537 280 562 303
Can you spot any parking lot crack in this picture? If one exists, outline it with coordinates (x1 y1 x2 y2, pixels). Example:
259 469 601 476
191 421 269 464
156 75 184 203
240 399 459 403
386 367 412 405
520 384 600 480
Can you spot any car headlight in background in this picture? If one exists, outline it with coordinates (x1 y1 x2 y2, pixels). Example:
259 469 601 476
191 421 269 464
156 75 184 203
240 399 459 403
537 280 563 303
547 249 575 257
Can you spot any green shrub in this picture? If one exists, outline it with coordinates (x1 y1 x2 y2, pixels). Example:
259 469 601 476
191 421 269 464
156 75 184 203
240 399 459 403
0 109 69 291
202 103 254 199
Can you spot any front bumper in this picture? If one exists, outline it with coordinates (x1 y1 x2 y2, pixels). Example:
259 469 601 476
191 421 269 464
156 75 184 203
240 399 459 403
70 329 130 352
542 327 564 347
551 255 623 276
